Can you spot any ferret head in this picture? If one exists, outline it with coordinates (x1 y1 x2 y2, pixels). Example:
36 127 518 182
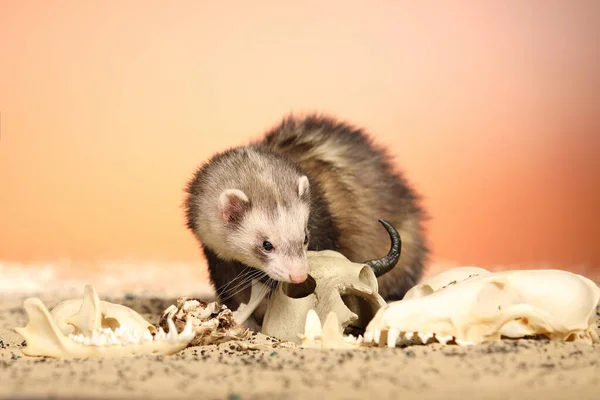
214 175 311 284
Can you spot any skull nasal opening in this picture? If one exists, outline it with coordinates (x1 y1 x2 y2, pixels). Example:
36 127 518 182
281 274 317 298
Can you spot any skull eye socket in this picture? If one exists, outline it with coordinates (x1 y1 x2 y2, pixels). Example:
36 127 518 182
281 275 316 299
102 317 120 330
341 290 382 336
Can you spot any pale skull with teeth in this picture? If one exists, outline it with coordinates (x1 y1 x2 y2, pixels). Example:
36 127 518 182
259 219 402 343
15 285 196 358
364 267 600 347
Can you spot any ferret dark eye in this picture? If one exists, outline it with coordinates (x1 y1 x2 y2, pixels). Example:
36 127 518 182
262 241 274 251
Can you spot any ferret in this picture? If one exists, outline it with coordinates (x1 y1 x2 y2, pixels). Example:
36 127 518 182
184 114 428 329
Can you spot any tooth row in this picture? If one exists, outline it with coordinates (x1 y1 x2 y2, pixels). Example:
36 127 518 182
342 334 363 344
67 319 195 347
364 329 471 347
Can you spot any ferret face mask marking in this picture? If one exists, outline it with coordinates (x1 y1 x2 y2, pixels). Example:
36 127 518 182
218 175 311 283
246 206 310 283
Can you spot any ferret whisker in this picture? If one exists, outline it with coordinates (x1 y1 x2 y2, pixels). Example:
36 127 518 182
217 272 261 303
259 278 275 299
219 271 265 303
215 265 251 293
227 268 263 289
221 270 264 297
219 269 262 297
221 282 256 303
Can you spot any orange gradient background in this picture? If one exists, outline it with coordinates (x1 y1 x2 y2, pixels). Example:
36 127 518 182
1 1 599 287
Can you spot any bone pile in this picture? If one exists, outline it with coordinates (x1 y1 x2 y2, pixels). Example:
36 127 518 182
159 297 250 347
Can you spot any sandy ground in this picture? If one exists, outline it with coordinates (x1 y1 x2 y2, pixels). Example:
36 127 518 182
1 282 600 400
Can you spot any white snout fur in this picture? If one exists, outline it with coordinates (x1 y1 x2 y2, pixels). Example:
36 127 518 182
267 256 309 283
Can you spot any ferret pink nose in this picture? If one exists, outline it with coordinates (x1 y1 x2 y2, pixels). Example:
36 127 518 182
289 271 308 283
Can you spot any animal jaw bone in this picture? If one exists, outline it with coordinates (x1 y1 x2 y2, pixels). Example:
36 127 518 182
15 285 195 359
364 269 600 348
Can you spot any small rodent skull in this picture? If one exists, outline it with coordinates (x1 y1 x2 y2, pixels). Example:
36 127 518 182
260 220 401 343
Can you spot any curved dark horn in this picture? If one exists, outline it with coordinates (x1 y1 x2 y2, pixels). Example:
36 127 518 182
364 219 402 278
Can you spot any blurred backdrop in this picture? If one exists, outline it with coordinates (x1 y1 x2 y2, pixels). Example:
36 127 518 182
1 0 599 294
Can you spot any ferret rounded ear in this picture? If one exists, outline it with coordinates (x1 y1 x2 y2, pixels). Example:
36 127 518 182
218 189 250 223
298 175 310 198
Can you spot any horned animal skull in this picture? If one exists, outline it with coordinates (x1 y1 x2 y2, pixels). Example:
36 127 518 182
260 219 401 343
